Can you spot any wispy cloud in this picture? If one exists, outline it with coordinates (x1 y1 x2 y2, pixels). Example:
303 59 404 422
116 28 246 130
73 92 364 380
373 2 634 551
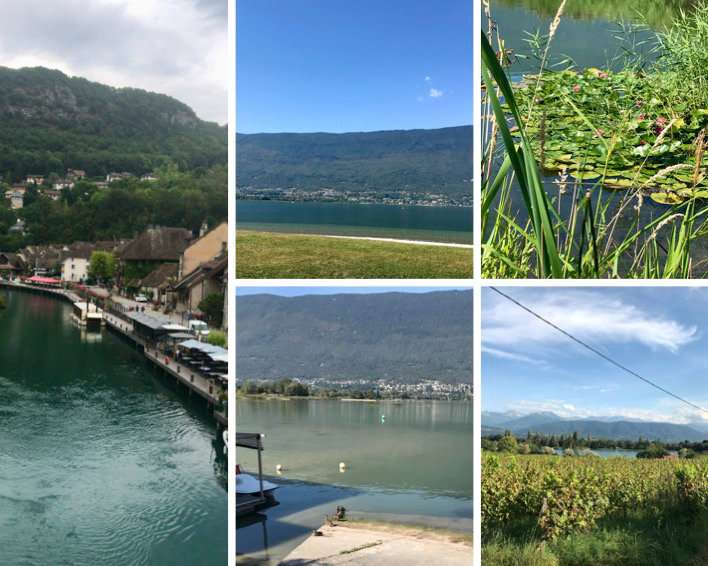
484 290 697 356
429 88 443 98
424 75 432 82
482 346 549 367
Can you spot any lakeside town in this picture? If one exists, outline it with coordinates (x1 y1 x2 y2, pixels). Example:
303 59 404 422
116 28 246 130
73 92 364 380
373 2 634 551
237 185 473 207
237 375 472 401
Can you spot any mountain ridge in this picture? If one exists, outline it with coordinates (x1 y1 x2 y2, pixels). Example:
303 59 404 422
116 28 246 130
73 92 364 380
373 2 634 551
235 290 473 384
482 411 705 442
0 66 226 179
235 125 473 200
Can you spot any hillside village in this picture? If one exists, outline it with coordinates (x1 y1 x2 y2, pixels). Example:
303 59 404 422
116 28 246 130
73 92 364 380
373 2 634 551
0 221 227 330
3 168 158 209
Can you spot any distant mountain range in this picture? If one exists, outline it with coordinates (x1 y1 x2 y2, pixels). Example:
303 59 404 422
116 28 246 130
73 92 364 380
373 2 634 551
235 126 473 198
0 66 226 179
235 290 473 384
482 411 706 442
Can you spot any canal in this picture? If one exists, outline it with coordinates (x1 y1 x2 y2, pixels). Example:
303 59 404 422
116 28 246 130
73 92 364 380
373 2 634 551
0 288 227 565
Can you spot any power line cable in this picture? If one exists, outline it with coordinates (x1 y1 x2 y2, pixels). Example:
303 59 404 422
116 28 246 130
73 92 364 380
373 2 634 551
489 286 708 416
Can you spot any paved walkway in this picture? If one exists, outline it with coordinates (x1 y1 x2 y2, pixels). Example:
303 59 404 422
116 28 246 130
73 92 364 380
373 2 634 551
84 285 187 324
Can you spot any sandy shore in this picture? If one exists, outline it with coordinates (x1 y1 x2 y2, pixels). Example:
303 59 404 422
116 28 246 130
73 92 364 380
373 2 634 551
319 234 473 248
278 521 472 565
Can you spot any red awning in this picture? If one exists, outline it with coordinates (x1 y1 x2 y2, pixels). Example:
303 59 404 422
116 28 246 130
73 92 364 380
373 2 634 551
26 275 61 284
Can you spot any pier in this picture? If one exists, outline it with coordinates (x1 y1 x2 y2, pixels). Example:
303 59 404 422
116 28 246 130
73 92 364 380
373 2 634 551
1 279 228 427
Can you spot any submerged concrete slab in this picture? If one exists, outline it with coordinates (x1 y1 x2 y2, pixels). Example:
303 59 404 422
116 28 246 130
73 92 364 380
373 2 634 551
278 521 472 565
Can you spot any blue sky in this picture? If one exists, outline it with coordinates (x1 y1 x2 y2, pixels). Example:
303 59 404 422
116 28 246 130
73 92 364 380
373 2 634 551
237 286 471 297
483 287 708 426
236 0 473 133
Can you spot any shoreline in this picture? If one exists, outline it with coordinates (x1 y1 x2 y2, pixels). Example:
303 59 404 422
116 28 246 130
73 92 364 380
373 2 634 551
323 234 472 248
236 228 473 247
236 197 472 209
237 393 472 402
279 518 472 565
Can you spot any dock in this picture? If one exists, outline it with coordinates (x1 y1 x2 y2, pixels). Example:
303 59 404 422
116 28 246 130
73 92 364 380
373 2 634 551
236 432 270 514
1 279 228 427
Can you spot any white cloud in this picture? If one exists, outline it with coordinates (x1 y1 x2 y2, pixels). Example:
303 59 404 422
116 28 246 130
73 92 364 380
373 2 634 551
0 0 226 123
484 290 697 355
424 75 432 82
416 96 424 103
429 88 443 98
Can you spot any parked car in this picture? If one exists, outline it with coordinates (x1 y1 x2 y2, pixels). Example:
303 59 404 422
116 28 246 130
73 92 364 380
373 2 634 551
188 319 209 337
135 294 149 303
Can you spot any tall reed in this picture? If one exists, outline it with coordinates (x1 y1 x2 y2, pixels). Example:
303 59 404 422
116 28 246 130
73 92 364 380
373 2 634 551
481 2 708 278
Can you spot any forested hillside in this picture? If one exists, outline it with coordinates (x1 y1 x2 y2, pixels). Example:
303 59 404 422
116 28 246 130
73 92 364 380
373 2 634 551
0 67 227 249
236 126 473 198
0 67 226 180
235 290 473 383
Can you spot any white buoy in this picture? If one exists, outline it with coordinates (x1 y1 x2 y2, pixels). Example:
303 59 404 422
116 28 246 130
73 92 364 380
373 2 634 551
339 462 346 470
276 464 282 471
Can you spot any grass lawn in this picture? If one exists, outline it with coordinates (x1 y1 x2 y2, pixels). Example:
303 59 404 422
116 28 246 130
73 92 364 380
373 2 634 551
235 230 473 278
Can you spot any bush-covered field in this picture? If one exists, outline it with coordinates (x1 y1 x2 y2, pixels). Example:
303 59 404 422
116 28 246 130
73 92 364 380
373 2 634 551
482 453 708 565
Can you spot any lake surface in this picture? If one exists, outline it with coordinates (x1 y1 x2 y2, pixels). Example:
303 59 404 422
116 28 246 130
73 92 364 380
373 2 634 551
0 289 227 565
236 200 472 244
236 399 473 564
554 448 639 459
489 1 666 74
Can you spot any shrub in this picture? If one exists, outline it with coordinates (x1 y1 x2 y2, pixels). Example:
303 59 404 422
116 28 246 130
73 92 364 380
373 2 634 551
205 330 227 349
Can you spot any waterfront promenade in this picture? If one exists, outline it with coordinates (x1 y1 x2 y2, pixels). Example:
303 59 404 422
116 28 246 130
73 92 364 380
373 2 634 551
0 279 227 426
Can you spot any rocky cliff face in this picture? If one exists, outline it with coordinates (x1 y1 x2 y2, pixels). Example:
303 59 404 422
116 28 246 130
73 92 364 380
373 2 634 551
0 66 226 178
0 66 199 129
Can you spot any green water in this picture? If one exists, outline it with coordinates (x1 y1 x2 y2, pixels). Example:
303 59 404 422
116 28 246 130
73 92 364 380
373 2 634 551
0 289 227 565
236 200 473 244
488 0 673 75
236 398 473 564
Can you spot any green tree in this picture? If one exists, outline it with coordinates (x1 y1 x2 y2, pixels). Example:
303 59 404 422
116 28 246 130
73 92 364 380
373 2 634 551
198 292 224 328
498 433 518 454
88 251 115 282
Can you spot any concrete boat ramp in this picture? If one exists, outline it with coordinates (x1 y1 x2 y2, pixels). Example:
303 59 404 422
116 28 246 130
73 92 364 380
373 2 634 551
279 519 472 565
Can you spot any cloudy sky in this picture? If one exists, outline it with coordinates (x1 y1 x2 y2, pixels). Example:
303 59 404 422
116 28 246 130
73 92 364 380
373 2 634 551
236 0 473 133
483 287 708 425
0 0 226 123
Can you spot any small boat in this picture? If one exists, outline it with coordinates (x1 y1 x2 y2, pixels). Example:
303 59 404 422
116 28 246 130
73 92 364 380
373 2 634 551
236 464 280 496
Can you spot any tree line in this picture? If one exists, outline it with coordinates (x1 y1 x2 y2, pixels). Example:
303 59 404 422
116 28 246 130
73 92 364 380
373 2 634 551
483 429 707 458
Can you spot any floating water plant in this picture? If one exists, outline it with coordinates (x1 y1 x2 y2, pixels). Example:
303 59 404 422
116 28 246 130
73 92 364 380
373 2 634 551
509 68 708 204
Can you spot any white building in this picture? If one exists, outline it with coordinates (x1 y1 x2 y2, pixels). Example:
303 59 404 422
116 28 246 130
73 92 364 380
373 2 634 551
10 191 23 209
61 256 90 282
53 178 75 190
